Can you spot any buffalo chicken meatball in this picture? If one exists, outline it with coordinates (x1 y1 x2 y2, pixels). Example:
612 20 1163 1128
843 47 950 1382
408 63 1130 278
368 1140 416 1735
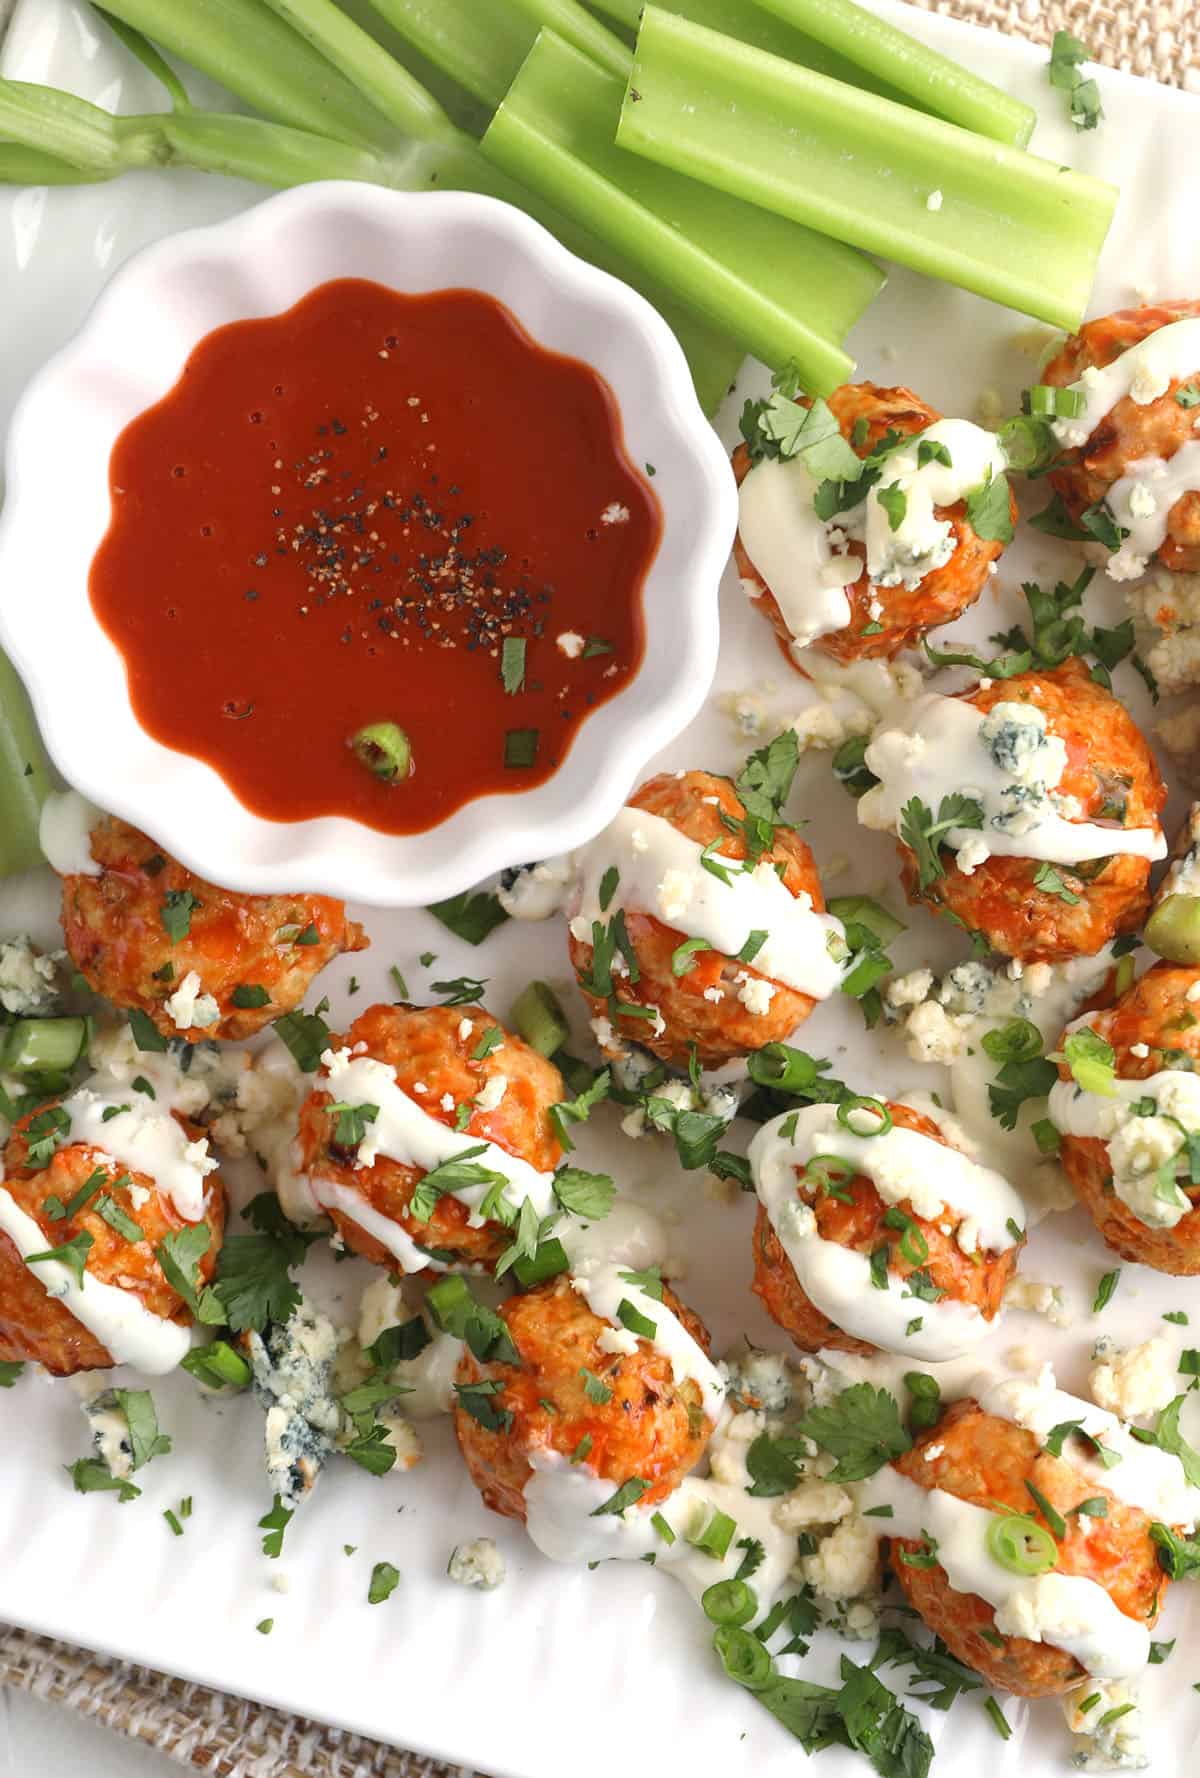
567 769 844 1068
884 1398 1167 1697
59 812 367 1043
1042 300 1200 580
453 1272 715 1521
294 1002 565 1272
0 1096 225 1376
860 659 1167 961
749 1100 1024 1361
733 382 1015 664
1052 962 1200 1272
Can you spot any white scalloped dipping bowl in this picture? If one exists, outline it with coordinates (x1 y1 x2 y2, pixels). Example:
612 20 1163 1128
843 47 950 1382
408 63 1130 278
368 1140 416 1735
0 181 735 907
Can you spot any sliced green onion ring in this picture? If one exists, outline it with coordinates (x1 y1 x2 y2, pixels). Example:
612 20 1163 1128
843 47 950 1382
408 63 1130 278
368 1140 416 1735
350 721 411 783
836 1095 893 1137
1023 384 1085 419
986 1512 1058 1575
803 1154 856 1194
885 1208 929 1267
997 413 1058 475
712 1624 772 1690
701 1578 757 1627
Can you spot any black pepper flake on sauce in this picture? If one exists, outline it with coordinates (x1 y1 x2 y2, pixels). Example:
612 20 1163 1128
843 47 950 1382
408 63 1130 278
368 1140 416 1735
89 278 660 836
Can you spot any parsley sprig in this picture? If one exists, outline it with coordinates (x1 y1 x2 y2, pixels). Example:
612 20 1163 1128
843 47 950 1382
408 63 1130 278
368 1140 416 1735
900 794 984 891
1048 30 1103 131
739 363 860 483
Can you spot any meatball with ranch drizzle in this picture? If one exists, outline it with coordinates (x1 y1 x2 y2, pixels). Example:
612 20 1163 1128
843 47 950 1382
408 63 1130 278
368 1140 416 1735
291 1002 565 1273
748 1098 1025 1362
858 658 1167 961
1050 961 1200 1273
48 794 367 1044
1041 300 1200 581
866 1375 1185 1697
567 767 845 1068
454 1269 720 1531
0 1083 225 1376
733 382 1015 663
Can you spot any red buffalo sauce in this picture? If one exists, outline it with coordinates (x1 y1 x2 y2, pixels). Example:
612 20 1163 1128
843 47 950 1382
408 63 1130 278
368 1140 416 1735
90 278 660 834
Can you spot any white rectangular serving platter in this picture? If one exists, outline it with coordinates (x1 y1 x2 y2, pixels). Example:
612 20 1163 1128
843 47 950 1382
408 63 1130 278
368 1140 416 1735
2 4 1200 1775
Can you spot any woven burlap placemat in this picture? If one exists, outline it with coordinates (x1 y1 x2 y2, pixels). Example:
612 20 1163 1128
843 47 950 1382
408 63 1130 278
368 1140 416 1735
2 3 1198 1775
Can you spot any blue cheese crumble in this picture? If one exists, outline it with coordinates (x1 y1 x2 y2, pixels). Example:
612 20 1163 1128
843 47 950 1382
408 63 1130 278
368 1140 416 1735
0 937 64 1016
80 1386 134 1481
447 1538 506 1590
246 1303 342 1510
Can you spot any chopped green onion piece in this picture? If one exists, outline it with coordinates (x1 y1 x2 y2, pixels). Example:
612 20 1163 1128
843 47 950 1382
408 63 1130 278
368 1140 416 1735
701 1578 757 1626
510 980 569 1056
983 1697 1012 1741
503 728 539 769
986 1512 1057 1575
1023 383 1084 418
712 1624 772 1690
1146 895 1200 966
1 1016 88 1076
688 1506 737 1560
350 721 411 783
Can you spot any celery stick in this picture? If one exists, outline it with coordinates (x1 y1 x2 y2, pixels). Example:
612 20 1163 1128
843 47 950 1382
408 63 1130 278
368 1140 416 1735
147 110 400 186
595 0 1032 143
92 0 400 149
0 81 120 171
589 0 903 98
258 0 461 140
618 8 1116 331
751 0 1034 145
0 649 55 879
484 33 881 386
362 0 629 111
0 143 108 183
94 10 193 111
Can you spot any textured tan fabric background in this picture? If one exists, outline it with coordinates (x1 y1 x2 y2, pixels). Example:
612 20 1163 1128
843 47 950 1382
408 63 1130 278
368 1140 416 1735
1 2 1197 1775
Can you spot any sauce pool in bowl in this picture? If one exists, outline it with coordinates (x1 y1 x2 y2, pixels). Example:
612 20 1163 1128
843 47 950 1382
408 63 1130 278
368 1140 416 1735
89 277 661 835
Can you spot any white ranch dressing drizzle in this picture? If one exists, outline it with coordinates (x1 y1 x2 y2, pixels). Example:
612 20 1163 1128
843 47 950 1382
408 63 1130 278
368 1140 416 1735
848 418 1007 592
1051 317 1200 447
59 1084 217 1223
1104 443 1200 581
858 1466 1151 1680
38 789 104 877
736 417 1006 642
1048 318 1200 581
522 1445 797 1612
859 693 1165 870
0 1183 189 1373
980 1370 1200 1528
569 1262 725 1423
737 455 857 647
315 1045 557 1219
573 806 845 1001
749 1106 1023 1361
929 948 1117 1198
1048 1063 1200 1229
310 1177 444 1274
